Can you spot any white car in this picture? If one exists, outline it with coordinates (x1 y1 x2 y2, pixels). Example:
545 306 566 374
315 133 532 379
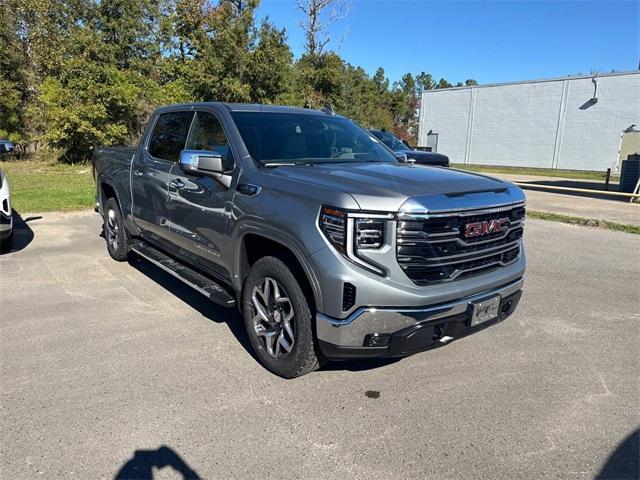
0 170 12 252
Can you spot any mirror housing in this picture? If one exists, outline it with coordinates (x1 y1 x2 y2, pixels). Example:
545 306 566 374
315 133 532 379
395 152 416 164
179 150 224 177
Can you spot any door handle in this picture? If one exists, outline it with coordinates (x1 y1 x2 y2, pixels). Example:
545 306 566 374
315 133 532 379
133 169 144 176
169 179 185 189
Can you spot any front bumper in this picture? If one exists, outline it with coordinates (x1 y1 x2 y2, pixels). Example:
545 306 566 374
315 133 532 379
317 278 523 359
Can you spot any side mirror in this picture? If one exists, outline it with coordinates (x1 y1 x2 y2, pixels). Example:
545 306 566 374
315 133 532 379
402 139 411 149
395 153 416 164
179 150 224 177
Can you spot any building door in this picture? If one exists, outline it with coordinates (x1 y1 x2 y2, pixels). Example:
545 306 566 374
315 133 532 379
427 132 439 152
618 129 640 170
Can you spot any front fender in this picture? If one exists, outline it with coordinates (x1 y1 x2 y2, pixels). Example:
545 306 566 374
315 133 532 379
231 219 325 314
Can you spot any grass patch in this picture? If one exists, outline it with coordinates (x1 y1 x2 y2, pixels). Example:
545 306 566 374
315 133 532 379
452 164 618 182
0 160 94 212
528 210 640 234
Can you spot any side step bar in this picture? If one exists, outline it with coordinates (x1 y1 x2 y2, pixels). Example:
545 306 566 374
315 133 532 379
130 241 236 308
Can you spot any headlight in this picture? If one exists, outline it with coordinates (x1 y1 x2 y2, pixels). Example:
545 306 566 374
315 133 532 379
319 206 347 254
354 218 385 249
319 206 390 275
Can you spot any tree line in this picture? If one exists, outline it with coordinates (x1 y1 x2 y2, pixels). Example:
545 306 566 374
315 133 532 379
0 0 477 162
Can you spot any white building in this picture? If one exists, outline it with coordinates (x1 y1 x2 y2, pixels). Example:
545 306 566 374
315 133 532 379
417 71 640 172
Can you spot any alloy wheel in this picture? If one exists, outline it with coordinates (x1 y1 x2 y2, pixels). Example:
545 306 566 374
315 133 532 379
106 208 119 251
251 277 295 358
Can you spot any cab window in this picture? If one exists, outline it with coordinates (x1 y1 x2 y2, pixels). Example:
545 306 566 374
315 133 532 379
186 112 234 170
148 111 194 162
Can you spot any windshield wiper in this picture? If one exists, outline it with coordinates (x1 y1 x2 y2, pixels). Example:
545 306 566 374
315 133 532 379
262 161 314 168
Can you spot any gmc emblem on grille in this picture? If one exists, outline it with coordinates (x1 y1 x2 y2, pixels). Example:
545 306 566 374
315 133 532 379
463 217 510 238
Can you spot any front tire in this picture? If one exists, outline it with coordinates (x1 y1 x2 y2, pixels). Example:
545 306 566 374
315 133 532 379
103 197 129 261
242 256 325 378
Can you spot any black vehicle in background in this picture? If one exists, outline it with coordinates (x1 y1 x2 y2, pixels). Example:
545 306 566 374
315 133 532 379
369 129 449 167
0 140 14 156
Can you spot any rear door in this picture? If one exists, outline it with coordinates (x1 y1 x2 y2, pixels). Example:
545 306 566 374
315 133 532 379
132 110 194 245
167 108 238 280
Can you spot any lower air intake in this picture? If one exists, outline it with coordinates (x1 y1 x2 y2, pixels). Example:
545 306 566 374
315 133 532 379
342 283 356 311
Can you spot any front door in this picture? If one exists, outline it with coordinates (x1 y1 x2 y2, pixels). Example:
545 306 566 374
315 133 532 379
131 110 194 246
167 109 237 280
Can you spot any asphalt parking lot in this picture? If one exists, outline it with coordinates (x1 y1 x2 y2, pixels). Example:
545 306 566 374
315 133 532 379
1 211 638 479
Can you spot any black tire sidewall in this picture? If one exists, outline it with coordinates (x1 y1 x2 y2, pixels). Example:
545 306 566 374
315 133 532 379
0 231 12 253
103 197 129 261
242 256 320 378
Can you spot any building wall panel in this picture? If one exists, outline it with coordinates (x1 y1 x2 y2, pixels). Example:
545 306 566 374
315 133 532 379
418 72 640 171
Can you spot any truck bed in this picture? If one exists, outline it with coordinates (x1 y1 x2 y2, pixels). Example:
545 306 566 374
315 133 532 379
95 146 136 168
93 146 137 217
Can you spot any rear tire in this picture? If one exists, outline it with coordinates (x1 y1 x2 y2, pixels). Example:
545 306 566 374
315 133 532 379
242 256 325 378
103 197 129 261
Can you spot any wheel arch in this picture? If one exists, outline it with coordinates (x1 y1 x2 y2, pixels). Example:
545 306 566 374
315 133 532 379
98 175 140 236
98 176 122 213
237 232 323 314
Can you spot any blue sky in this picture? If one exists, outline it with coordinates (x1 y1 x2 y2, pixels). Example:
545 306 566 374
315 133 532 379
257 0 639 84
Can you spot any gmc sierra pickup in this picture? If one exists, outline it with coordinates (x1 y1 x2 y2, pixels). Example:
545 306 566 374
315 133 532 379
94 103 526 378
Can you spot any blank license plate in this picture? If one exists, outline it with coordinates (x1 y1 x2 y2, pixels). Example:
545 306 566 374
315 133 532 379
470 296 501 327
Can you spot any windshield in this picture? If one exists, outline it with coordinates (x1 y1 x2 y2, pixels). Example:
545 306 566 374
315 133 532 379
231 111 397 165
371 130 407 151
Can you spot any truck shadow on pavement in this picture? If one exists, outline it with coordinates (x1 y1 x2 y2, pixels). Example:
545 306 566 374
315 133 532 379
1 211 37 254
115 445 200 479
321 356 400 372
596 428 639 479
127 253 401 374
127 254 259 363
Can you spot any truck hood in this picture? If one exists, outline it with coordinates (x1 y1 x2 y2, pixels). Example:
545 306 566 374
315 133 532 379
266 162 525 212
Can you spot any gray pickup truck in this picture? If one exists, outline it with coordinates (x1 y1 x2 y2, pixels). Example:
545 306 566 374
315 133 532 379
94 103 526 378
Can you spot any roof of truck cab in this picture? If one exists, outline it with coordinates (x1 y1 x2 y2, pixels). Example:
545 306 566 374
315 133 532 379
156 102 338 116
223 103 332 115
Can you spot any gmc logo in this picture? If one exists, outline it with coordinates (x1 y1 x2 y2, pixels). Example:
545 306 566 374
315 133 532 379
464 217 510 238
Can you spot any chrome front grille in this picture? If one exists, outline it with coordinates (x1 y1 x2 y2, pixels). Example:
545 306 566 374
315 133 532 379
396 204 525 285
